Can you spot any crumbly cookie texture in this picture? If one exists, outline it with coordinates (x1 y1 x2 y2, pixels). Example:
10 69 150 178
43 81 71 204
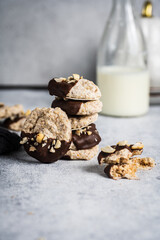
66 78 101 100
0 104 24 119
69 113 98 130
99 141 155 180
64 145 99 160
77 99 102 115
104 163 138 180
131 157 155 170
22 107 71 142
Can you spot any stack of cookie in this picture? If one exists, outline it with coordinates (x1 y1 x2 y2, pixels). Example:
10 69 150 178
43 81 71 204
48 74 102 160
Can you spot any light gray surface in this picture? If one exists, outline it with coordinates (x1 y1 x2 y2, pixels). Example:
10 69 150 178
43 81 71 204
0 90 160 240
1 0 160 85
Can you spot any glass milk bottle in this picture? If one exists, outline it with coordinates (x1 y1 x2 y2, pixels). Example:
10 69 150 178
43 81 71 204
97 0 150 117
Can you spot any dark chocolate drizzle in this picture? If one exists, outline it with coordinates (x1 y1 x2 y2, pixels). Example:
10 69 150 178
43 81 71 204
21 132 70 163
98 144 143 164
104 164 115 178
48 78 78 98
51 98 87 115
72 123 101 150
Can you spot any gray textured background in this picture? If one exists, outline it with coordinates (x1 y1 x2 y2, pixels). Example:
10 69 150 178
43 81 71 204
0 0 160 85
0 89 160 240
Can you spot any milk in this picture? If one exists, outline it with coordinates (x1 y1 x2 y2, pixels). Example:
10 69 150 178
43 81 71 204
97 66 150 117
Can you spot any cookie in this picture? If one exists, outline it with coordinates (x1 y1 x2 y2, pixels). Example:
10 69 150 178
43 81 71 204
20 107 71 163
48 74 101 100
69 113 98 130
98 141 144 165
3 116 26 131
51 98 102 116
104 163 138 180
0 127 21 154
69 123 101 150
0 104 24 120
64 145 99 160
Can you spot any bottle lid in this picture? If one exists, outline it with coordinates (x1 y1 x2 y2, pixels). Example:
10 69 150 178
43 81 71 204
141 1 153 18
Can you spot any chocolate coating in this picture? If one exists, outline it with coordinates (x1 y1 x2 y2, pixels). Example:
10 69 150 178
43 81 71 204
21 132 70 163
48 78 77 98
104 164 115 179
51 98 85 115
72 123 101 150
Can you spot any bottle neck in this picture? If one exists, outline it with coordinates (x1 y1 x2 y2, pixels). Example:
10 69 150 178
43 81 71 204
111 0 135 21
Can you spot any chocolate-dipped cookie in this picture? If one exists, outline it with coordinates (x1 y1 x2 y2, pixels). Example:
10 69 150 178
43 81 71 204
70 123 101 150
20 107 71 163
51 98 102 116
48 74 101 100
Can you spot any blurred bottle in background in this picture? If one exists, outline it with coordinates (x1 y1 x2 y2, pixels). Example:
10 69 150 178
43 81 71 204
141 1 160 100
97 0 150 117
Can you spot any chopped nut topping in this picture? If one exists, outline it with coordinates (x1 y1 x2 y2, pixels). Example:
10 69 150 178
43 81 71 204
117 140 128 146
31 138 34 141
29 146 36 152
20 137 28 144
36 133 44 143
131 142 144 150
34 142 38 146
52 140 56 145
68 76 74 80
80 76 83 79
75 130 81 136
43 136 47 142
54 140 61 149
68 80 76 84
25 109 31 116
101 145 116 154
42 143 47 147
50 147 55 153
87 131 92 135
73 74 80 80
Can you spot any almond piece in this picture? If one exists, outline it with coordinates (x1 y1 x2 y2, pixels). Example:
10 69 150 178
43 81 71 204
36 133 44 143
73 74 80 80
29 146 36 152
117 140 128 146
20 137 28 144
50 147 55 153
131 142 144 150
54 140 61 149
101 146 115 154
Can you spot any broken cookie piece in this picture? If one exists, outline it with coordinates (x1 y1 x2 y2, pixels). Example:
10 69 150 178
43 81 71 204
98 141 144 165
104 163 138 180
131 157 155 170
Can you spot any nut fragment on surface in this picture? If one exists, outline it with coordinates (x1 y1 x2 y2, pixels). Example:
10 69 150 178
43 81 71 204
36 133 44 143
131 142 144 150
54 140 61 149
20 137 28 144
101 145 116 154
117 140 128 146
29 146 36 152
